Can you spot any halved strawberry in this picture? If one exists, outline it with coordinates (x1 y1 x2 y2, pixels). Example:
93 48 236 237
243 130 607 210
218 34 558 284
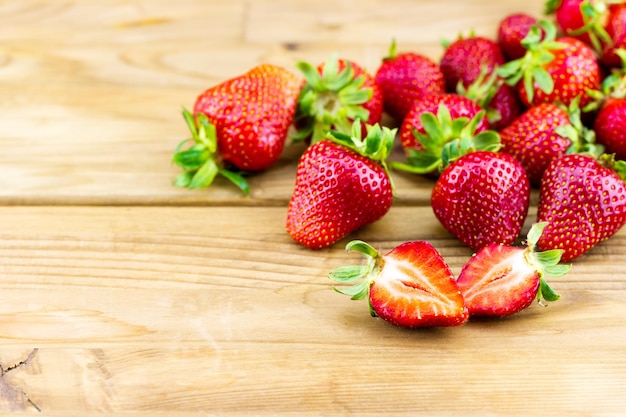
329 240 468 328
457 222 569 317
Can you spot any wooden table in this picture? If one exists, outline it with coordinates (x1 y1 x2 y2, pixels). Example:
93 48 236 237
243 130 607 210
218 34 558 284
2 1 625 415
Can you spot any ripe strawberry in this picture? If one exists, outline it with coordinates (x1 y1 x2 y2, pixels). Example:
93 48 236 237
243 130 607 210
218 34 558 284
172 64 302 192
431 151 531 251
497 20 601 109
398 93 489 155
497 13 540 60
600 3 626 68
440 35 506 92
294 55 383 144
329 240 468 328
594 98 626 160
499 100 600 186
286 122 395 250
537 153 626 261
457 222 569 317
394 100 500 175
374 39 446 122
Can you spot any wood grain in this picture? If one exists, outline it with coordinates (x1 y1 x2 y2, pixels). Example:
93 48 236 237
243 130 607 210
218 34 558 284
2 0 626 415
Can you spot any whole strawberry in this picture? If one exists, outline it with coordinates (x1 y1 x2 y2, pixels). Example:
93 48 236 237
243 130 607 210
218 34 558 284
497 13 540 60
286 122 395 250
537 153 626 261
499 100 600 186
374 39 446 122
497 20 601 109
329 240 468 328
457 222 569 318
440 35 506 92
431 151 531 251
594 98 626 160
294 55 383 144
399 93 489 155
172 64 302 192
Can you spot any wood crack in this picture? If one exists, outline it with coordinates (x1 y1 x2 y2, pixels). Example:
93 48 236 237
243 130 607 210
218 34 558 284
0 348 41 412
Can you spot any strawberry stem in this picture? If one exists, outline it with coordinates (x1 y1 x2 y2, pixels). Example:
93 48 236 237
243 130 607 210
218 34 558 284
172 108 250 194
329 240 383 302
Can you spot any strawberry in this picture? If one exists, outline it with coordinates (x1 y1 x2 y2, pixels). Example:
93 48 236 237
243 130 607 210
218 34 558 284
172 64 302 192
594 98 626 160
600 4 626 68
374 39 446 122
398 93 489 156
499 100 600 186
439 35 506 93
329 240 468 328
537 153 626 261
294 55 383 144
286 122 395 250
497 13 540 60
431 151 531 251
393 100 500 175
497 20 601 110
457 222 569 318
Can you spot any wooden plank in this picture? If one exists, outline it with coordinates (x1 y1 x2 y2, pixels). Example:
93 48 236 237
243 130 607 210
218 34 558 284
0 206 624 413
0 0 545 206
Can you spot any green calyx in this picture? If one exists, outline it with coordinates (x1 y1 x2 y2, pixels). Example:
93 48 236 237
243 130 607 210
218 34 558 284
392 104 502 175
585 48 626 112
329 240 383 316
457 65 504 126
567 0 615 53
554 97 605 158
293 54 373 144
599 153 626 180
326 120 397 192
171 108 249 194
496 20 566 104
382 38 399 61
523 222 571 306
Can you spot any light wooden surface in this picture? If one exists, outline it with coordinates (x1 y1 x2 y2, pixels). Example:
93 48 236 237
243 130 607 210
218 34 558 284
1 1 625 415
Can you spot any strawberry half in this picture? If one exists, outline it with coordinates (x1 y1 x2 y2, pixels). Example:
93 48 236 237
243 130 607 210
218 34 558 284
537 153 626 261
172 64 302 192
457 222 569 317
286 122 395 250
329 240 468 328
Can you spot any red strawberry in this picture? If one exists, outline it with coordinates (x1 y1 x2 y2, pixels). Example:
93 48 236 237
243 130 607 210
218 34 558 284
497 20 601 109
457 222 568 317
329 240 468 328
286 122 395 250
294 55 383 144
440 35 506 92
497 13 540 60
594 98 626 160
600 4 626 68
399 93 489 154
537 153 626 261
499 101 600 186
172 64 302 192
374 39 446 122
431 151 531 251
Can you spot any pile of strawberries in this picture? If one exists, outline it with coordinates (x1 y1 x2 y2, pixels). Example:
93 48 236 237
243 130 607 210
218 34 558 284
172 0 626 328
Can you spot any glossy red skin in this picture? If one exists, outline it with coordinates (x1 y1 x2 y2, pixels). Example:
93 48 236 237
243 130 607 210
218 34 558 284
499 103 572 186
431 151 531 251
489 83 525 131
594 98 626 161
440 36 506 92
456 244 539 317
374 52 445 122
601 4 626 68
537 154 626 261
194 64 301 171
516 37 601 109
399 94 490 152
554 0 594 45
286 140 392 250
369 241 468 328
497 13 539 60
